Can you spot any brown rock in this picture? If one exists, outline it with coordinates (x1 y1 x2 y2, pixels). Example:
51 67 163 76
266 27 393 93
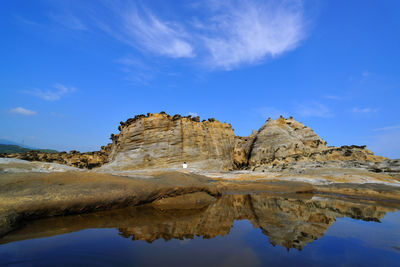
248 117 328 167
104 113 235 170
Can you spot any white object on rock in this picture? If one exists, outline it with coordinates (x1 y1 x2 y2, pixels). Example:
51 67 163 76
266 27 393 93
182 162 188 169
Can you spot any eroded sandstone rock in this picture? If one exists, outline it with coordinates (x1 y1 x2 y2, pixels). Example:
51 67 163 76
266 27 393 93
233 130 257 168
104 113 235 171
248 117 328 167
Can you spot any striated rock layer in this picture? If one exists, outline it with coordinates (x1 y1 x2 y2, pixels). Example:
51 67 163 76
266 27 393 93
248 116 328 167
104 113 235 171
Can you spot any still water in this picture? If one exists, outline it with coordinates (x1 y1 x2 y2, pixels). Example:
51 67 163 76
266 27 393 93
1 193 400 266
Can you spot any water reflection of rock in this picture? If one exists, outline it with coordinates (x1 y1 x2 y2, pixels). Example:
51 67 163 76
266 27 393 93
119 194 397 250
1 194 398 250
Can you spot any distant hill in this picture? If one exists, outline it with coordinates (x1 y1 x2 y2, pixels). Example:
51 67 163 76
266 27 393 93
0 139 38 150
0 144 58 154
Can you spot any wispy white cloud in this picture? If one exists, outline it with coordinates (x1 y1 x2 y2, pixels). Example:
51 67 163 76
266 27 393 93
373 125 400 132
9 107 37 116
296 102 332 118
50 0 307 71
25 84 76 101
352 107 378 113
200 0 306 70
120 7 194 58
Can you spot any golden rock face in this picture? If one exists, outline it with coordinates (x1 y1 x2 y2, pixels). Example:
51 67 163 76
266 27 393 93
247 117 328 167
105 113 236 171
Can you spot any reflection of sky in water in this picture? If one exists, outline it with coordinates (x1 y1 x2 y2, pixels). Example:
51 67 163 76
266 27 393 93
1 212 399 266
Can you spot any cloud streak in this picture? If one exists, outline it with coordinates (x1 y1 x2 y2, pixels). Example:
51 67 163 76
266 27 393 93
9 107 37 115
200 0 306 70
121 8 194 58
51 0 307 71
25 84 76 101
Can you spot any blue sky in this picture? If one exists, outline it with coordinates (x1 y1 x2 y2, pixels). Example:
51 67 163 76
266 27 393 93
0 0 399 158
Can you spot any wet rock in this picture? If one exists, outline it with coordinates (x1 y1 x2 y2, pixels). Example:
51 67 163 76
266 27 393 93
151 192 216 209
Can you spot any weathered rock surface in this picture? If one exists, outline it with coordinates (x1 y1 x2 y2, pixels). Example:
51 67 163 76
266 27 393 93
248 116 328 167
0 171 221 237
238 117 389 173
233 130 257 168
104 113 235 171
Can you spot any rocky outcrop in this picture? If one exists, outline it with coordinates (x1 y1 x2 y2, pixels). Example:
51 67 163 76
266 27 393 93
0 149 109 169
235 116 388 172
103 113 235 171
0 171 221 237
0 113 393 172
248 116 328 167
251 145 389 172
233 130 257 168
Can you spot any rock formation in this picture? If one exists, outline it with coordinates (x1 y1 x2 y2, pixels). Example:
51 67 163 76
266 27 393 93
247 116 328 167
0 149 109 169
233 130 257 168
0 112 395 173
239 117 387 171
104 113 235 171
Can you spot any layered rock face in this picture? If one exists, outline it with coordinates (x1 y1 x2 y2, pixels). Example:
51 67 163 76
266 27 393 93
241 116 387 171
248 117 328 167
104 113 235 171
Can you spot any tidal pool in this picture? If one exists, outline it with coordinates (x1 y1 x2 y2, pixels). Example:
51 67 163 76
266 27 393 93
1 193 400 266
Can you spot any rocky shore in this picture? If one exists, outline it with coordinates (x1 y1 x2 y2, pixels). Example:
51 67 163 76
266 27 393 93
1 112 399 240
1 167 400 240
